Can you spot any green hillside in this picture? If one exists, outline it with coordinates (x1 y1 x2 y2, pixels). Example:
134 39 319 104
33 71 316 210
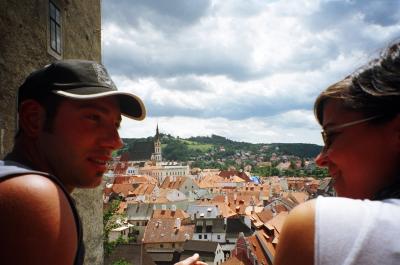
119 134 322 161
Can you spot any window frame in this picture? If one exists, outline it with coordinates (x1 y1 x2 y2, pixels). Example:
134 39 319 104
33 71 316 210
47 0 63 59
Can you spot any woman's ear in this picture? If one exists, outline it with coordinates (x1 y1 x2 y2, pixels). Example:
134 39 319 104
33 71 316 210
18 100 46 138
393 114 400 152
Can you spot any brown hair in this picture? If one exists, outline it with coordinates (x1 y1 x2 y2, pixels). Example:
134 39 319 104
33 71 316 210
314 42 400 125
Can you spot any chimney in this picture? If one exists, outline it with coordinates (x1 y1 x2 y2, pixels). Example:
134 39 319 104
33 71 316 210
175 218 181 229
234 193 237 203
162 204 166 211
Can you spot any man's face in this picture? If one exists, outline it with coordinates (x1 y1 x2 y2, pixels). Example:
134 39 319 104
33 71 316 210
37 97 123 191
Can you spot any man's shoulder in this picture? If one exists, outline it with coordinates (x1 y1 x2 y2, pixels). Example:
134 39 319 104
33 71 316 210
0 173 60 200
0 173 78 264
0 173 72 221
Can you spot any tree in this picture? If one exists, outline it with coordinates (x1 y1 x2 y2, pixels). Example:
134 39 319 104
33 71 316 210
163 140 190 161
112 258 132 265
103 199 137 257
270 167 280 176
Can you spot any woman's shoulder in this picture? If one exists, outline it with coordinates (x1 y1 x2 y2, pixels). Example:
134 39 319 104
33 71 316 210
274 200 316 265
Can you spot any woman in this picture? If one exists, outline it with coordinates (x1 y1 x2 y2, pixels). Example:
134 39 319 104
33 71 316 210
274 42 400 265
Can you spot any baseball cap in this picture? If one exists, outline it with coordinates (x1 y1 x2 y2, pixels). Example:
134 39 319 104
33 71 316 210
18 59 146 120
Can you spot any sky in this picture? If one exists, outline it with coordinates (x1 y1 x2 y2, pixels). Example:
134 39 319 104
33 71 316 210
101 0 400 145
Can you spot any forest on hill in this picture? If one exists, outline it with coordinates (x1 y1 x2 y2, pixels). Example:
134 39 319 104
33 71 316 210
119 134 322 162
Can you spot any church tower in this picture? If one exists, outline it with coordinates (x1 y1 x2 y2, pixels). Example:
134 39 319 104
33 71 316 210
153 124 162 162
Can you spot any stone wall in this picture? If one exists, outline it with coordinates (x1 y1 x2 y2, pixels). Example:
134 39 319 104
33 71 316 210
0 1 103 264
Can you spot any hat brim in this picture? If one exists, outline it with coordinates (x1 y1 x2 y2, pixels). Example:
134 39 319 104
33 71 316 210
53 89 146 120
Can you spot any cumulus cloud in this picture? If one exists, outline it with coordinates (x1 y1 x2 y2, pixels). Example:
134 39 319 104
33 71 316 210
102 0 211 29
103 0 400 144
120 115 322 144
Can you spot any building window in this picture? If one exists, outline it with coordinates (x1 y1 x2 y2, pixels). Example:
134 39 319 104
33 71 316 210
217 235 221 240
204 235 208 239
198 234 202 239
160 244 164 248
49 1 62 54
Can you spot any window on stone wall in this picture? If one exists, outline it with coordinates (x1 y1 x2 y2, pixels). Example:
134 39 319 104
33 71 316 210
49 1 62 56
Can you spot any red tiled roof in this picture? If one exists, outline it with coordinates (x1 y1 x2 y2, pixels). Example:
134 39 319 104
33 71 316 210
196 201 237 218
282 191 309 205
132 183 156 196
265 211 288 235
275 204 288 213
112 184 135 196
117 201 127 214
211 193 261 215
160 176 187 190
219 170 252 182
255 230 276 258
248 234 269 265
152 209 190 220
143 218 194 244
257 209 274 223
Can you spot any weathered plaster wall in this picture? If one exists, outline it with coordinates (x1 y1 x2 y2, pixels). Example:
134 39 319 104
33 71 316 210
0 1 103 264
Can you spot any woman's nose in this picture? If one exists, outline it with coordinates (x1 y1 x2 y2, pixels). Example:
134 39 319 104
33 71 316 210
315 148 328 167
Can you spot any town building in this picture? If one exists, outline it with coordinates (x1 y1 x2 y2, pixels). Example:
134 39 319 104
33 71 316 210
143 218 195 263
180 240 225 265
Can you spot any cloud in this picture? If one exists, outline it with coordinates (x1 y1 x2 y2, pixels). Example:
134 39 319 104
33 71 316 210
102 0 211 30
103 0 400 144
304 0 400 29
120 114 322 145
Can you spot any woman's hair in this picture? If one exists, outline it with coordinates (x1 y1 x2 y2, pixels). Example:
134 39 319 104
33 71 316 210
314 42 400 125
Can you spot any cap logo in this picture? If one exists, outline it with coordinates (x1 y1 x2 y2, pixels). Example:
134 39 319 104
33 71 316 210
92 63 116 89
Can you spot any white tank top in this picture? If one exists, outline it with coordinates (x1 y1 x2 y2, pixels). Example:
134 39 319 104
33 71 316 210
315 196 400 265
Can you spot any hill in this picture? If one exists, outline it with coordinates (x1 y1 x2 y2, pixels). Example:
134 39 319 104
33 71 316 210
118 134 322 161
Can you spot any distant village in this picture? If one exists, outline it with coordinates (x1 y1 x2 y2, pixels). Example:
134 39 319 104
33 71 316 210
103 127 334 265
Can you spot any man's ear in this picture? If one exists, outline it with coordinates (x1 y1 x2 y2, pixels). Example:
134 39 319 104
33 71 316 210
18 100 46 138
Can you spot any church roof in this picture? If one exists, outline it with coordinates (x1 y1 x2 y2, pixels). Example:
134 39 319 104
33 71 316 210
124 141 154 161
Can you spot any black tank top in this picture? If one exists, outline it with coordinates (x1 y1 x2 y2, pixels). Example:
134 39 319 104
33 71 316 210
0 160 85 265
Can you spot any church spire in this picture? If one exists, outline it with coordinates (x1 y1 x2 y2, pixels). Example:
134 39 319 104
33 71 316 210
155 123 160 140
152 124 162 162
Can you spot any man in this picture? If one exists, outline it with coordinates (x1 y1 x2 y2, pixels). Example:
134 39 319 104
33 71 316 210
0 60 204 265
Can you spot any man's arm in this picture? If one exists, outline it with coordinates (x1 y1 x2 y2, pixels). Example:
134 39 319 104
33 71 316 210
274 200 316 265
0 174 77 265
